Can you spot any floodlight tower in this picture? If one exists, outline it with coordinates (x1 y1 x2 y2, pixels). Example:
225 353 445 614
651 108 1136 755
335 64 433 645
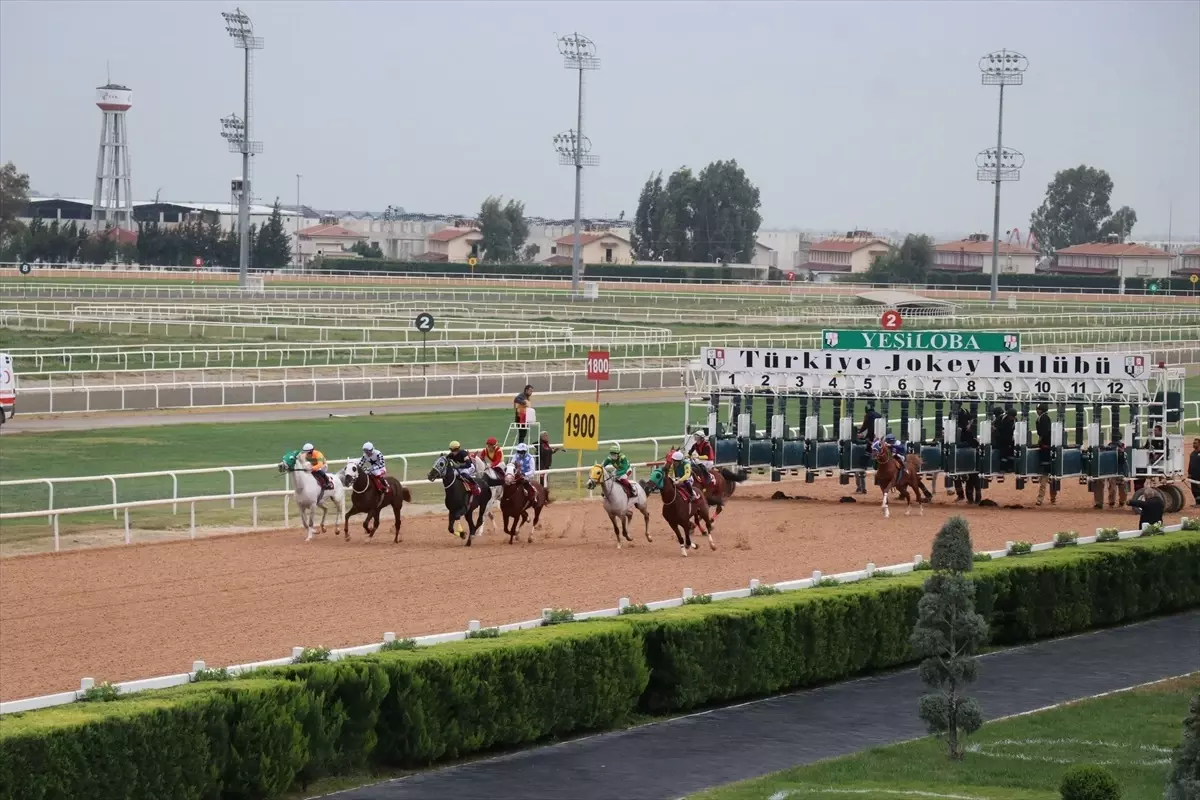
978 49 1028 303
222 8 264 287
92 83 134 229
556 33 600 296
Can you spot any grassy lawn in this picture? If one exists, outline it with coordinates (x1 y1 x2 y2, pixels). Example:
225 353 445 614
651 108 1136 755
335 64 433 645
0 400 687 546
693 673 1198 800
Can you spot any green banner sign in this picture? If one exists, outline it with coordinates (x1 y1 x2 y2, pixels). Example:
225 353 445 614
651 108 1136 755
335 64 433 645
821 330 1020 352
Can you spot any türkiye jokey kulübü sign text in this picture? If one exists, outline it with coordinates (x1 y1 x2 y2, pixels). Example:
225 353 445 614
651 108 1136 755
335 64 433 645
699 348 1151 395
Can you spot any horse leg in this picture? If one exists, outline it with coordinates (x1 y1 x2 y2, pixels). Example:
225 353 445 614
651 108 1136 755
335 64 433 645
392 499 403 544
881 487 890 518
609 513 622 548
672 521 688 557
640 501 652 543
343 509 357 542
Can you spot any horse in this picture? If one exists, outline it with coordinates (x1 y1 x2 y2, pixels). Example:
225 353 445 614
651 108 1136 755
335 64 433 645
679 432 748 519
279 451 347 541
427 455 484 546
499 469 550 545
653 474 715 557
472 454 505 534
873 443 931 518
587 463 651 548
342 463 412 543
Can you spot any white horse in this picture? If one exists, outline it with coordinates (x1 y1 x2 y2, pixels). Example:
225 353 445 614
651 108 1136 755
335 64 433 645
587 463 652 548
279 452 347 541
472 454 505 534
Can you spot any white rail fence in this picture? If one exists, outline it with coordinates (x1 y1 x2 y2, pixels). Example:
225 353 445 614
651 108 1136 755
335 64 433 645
1 518 1190 715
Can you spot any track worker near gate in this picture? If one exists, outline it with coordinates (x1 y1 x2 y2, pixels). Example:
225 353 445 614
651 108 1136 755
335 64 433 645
992 407 1017 472
513 384 534 444
302 443 332 490
953 407 980 504
1035 403 1058 506
1189 438 1200 508
856 403 882 494
538 432 561 492
1130 487 1165 529
358 442 391 496
1091 435 1129 510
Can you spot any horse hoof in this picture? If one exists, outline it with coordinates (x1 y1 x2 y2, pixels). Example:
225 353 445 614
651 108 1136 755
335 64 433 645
709 542 717 551
905 509 911 516
681 548 688 557
690 542 699 550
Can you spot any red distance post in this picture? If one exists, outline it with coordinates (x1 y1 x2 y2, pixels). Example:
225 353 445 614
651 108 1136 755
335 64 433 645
880 309 903 330
587 349 610 402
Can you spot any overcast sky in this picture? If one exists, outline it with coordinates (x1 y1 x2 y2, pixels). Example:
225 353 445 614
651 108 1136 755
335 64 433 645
2 0 1197 238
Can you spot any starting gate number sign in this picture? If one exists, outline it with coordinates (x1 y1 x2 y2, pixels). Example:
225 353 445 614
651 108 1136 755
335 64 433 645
823 330 1020 352
880 310 902 329
414 313 435 333
586 350 611 381
563 401 600 450
699 347 1153 396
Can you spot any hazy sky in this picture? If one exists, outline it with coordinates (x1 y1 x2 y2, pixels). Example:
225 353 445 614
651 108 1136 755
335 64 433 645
2 0 1197 237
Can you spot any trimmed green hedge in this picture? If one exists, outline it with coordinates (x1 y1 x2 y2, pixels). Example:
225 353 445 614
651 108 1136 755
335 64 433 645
315 257 758 283
3 534 1198 799
854 271 1196 293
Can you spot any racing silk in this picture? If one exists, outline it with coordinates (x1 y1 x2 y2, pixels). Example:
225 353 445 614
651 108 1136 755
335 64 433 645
688 440 715 462
872 440 905 458
671 460 692 482
306 450 327 471
602 454 631 476
479 445 504 469
358 450 386 475
508 451 534 476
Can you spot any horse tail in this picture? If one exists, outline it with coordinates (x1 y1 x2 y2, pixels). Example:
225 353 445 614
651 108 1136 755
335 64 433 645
401 487 413 502
543 488 553 505
720 467 748 483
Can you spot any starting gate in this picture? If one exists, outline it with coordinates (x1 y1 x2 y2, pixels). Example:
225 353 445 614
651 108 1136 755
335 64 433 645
684 345 1187 498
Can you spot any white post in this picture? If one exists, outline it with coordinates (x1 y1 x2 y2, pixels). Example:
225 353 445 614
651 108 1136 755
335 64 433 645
292 647 304 660
682 587 693 600
812 569 822 584
109 476 118 520
541 608 552 622
914 554 923 567
124 507 131 545
192 660 206 673
866 562 876 576
53 514 60 552
749 578 761 591
79 677 95 693
227 468 236 508
1005 541 1014 553
252 495 259 528
190 502 196 539
618 597 630 610
468 620 481 632
383 632 396 643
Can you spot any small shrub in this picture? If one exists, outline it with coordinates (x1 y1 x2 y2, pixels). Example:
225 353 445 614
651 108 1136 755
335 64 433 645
1182 518 1200 532
1097 527 1120 543
1060 763 1122 800
379 638 417 651
543 608 575 625
914 560 933 571
870 570 895 580
466 627 501 639
683 593 713 605
1010 541 1033 555
1141 522 1165 537
815 577 841 587
292 646 331 664
620 603 650 615
972 552 993 563
750 583 782 596
192 667 231 682
79 682 120 702
1055 531 1079 548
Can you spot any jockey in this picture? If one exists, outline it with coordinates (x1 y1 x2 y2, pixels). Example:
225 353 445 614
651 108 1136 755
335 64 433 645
687 432 716 487
601 443 635 497
358 442 389 495
669 450 696 501
872 433 907 476
447 441 481 496
478 437 504 476
302 443 331 490
506 443 538 503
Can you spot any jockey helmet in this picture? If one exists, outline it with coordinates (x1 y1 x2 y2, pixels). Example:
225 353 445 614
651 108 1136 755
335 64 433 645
302 443 314 452
516 443 528 453
362 442 374 452
885 434 897 443
486 436 498 446
672 451 685 461
449 441 461 451
609 443 621 454
993 406 1004 417
694 431 706 441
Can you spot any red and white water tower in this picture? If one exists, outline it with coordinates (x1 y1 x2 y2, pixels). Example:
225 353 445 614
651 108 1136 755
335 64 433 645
92 83 134 229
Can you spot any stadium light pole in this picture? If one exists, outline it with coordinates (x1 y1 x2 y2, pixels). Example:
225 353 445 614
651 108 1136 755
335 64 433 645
222 8 263 287
978 50 1027 303
556 33 600 296
295 173 302 269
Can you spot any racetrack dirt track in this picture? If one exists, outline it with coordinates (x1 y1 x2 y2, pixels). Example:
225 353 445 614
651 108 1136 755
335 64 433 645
0 478 1141 701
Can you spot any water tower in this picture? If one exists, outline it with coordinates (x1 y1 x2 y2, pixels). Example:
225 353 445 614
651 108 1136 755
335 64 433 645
92 83 134 228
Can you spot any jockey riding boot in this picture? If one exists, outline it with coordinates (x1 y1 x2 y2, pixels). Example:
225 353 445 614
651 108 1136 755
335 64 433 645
619 478 634 498
315 470 331 490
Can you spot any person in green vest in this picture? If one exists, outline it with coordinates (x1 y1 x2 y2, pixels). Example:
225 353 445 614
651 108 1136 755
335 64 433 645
601 443 634 497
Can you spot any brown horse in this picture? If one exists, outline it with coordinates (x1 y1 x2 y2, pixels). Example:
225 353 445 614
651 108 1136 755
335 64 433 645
499 472 550 544
696 465 748 520
344 464 412 542
873 443 930 518
657 475 715 557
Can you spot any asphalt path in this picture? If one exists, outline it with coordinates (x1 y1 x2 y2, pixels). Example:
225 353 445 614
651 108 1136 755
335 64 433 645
1 388 681 433
330 611 1200 800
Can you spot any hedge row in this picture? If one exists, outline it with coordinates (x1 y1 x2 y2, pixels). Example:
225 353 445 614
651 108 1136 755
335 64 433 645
856 271 1197 293
315 257 761 283
3 534 1198 800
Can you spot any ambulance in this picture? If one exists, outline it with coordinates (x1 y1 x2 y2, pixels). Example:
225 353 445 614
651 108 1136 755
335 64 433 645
0 352 14 427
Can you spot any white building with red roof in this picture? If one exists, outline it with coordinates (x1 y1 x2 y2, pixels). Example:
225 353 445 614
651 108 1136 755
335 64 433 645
419 227 483 262
1176 247 1200 277
801 234 891 280
542 231 633 265
295 222 368 266
933 234 1038 275
1051 241 1174 279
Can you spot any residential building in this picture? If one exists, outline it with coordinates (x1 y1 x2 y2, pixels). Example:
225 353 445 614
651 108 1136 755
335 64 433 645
545 232 634 265
755 229 812 269
1050 241 1174 279
752 241 777 268
802 233 891 281
296 222 367 266
420 227 483 262
1177 247 1200 277
933 234 1038 275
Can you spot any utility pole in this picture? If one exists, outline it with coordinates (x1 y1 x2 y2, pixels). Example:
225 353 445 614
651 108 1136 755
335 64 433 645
555 33 600 296
977 50 1028 304
221 8 263 287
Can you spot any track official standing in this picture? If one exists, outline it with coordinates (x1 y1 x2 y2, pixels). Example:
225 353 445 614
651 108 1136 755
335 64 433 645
1035 403 1057 506
538 432 561 491
1189 438 1200 507
513 384 534 444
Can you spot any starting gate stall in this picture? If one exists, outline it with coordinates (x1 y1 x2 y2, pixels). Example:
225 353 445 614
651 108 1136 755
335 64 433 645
685 343 1187 501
